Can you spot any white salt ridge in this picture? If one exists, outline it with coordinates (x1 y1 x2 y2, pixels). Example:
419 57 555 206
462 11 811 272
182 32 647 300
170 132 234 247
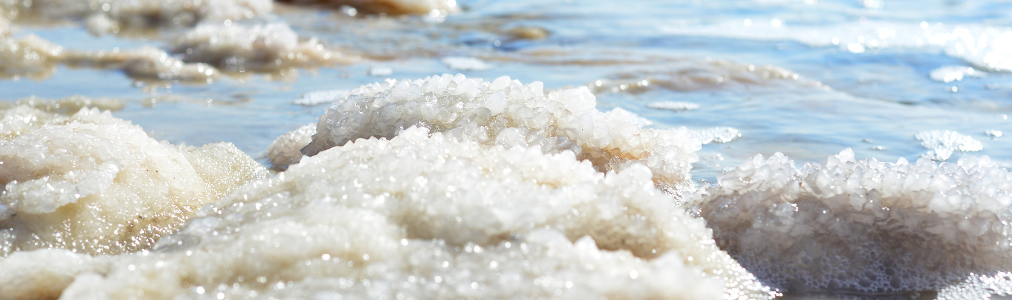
280 0 459 16
302 74 702 192
929 65 986 83
647 101 700 112
171 23 355 72
0 127 774 300
916 130 983 161
693 149 1012 294
292 89 350 106
368 65 393 76
441 56 492 71
661 20 1012 72
266 123 316 169
692 127 740 144
3 0 272 34
0 95 126 115
0 106 269 257
0 34 219 81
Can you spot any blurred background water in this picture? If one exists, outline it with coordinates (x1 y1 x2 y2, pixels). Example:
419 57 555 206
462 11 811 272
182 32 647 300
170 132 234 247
4 0 1012 183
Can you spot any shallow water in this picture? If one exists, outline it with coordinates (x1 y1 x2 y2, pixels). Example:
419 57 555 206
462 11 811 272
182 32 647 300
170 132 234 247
4 0 1012 298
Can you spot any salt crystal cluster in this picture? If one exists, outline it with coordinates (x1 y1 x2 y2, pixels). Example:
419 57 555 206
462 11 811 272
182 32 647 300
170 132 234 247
0 106 269 257
170 23 355 73
693 149 1012 294
266 123 316 169
302 74 701 191
915 130 983 161
0 127 773 300
279 0 460 16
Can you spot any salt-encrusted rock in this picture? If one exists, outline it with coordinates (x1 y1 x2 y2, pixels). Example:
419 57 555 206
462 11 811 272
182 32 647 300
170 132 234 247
266 123 315 169
693 149 1012 294
0 106 269 257
302 74 701 192
278 0 459 16
170 23 356 73
0 127 773 300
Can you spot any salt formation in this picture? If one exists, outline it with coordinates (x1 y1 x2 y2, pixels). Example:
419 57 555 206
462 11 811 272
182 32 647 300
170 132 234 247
691 127 740 144
441 56 492 71
693 149 1012 294
0 127 773 300
266 123 316 169
929 66 986 83
2 0 272 34
170 23 355 73
647 101 700 112
292 89 349 106
0 33 219 81
587 60 820 94
915 130 982 161
0 106 269 257
278 0 459 16
0 96 126 114
301 74 702 191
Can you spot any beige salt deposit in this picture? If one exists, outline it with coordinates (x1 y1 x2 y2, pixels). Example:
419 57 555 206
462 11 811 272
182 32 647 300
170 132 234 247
0 106 269 257
2 0 272 34
300 74 701 192
170 23 356 73
278 0 459 16
0 95 126 115
587 60 822 94
266 123 316 169
0 127 773 300
693 149 1012 294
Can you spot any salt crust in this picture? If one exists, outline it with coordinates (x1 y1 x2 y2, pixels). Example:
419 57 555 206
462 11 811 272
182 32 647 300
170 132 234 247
2 0 272 34
266 123 316 169
302 74 702 192
0 127 773 300
0 33 219 80
915 130 983 161
693 148 1012 294
587 60 818 94
0 95 126 115
279 0 460 16
0 106 269 257
170 23 356 73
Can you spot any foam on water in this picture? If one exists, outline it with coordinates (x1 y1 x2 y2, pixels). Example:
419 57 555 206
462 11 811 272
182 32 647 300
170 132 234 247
693 149 1012 294
170 23 356 73
0 126 773 300
301 74 702 192
0 106 269 257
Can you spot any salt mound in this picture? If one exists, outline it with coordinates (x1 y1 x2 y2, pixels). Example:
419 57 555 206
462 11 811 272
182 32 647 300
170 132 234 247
170 23 355 73
279 0 459 16
693 149 1012 294
0 35 63 80
0 127 773 299
266 123 316 169
1 95 126 114
915 130 982 161
0 106 269 257
301 74 702 191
